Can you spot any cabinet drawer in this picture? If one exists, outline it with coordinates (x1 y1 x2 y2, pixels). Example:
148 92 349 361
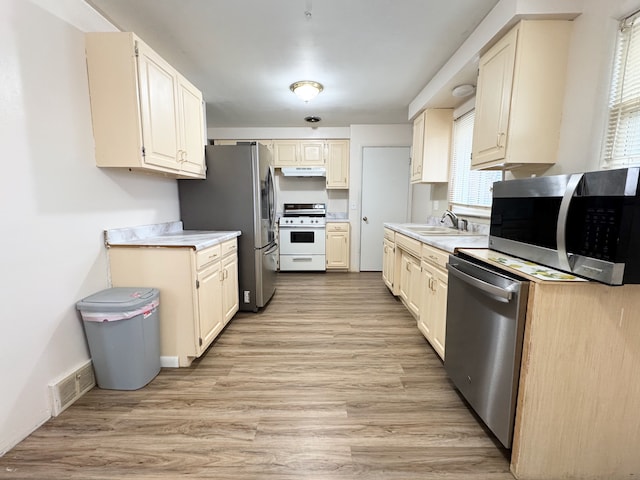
421 243 449 269
196 245 221 270
327 222 350 232
384 228 395 242
396 233 421 258
221 239 237 257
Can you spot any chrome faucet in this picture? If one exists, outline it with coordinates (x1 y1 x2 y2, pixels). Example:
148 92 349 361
440 209 459 229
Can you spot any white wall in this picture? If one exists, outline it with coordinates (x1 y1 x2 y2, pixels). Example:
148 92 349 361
552 0 640 175
0 0 180 454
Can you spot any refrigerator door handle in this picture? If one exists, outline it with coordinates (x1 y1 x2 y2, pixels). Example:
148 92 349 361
264 243 279 255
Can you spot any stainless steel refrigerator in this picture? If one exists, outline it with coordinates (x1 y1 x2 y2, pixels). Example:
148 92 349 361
178 143 277 312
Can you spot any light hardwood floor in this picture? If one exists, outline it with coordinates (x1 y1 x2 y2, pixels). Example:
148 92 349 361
0 272 512 479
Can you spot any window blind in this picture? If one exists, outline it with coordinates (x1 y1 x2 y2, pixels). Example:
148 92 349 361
448 110 502 211
603 10 640 168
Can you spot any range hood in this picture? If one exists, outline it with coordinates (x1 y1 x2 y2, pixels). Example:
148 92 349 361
280 166 326 177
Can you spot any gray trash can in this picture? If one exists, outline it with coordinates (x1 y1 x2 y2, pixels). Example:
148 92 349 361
76 287 161 390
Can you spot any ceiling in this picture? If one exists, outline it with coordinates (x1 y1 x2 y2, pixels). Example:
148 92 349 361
86 0 500 128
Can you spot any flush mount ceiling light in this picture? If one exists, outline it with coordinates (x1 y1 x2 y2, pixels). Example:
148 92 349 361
290 81 324 102
451 84 476 98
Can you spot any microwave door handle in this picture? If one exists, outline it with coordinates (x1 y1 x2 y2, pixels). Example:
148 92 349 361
556 173 583 271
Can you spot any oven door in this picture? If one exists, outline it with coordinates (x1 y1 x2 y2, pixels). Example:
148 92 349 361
279 227 326 255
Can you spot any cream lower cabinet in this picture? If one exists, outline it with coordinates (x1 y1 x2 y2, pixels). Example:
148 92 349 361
399 251 421 318
326 222 350 270
85 32 205 179
382 237 395 291
417 244 449 360
396 234 422 318
108 238 238 367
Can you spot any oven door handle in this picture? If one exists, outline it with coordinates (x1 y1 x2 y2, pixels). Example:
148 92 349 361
557 173 583 272
446 263 513 302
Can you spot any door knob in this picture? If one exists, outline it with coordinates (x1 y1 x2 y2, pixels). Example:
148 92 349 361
362 217 368 222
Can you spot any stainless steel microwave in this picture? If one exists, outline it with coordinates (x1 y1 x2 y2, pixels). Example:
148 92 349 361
489 167 640 285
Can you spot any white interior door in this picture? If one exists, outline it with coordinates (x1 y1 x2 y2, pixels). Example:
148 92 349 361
360 147 411 271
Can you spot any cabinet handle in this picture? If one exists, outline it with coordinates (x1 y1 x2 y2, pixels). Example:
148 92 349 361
429 255 438 262
496 132 505 148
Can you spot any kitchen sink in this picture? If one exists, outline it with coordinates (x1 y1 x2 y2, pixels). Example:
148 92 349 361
404 225 484 236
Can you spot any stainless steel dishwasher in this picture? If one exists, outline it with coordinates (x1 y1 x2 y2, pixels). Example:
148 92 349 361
444 253 530 449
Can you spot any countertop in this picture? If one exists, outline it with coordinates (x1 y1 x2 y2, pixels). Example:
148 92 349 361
105 221 241 251
384 222 489 253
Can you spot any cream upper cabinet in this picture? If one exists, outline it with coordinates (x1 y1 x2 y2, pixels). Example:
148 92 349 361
411 112 425 181
471 20 572 171
273 141 300 167
411 109 452 184
272 139 349 174
273 140 324 167
136 44 181 171
326 223 350 270
300 140 325 166
85 32 206 179
177 76 206 175
326 140 350 189
418 243 449 360
108 238 238 367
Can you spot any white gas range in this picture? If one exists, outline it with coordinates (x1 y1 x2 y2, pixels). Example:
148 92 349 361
278 203 326 271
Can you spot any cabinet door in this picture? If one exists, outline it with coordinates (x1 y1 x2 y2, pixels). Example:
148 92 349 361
419 260 447 360
418 262 435 338
326 228 349 269
408 258 422 317
411 112 425 182
273 141 298 167
431 266 448 359
196 262 224 354
399 253 411 304
421 109 453 183
300 140 325 166
177 75 205 176
399 251 420 317
382 239 395 290
222 254 239 324
136 41 181 171
472 26 518 167
326 140 350 189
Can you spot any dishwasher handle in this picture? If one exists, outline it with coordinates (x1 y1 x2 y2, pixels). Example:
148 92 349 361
446 263 513 302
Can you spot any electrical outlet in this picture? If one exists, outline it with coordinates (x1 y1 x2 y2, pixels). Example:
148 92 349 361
243 291 250 303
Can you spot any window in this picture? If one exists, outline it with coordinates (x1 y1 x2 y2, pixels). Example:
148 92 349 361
603 10 640 168
448 110 502 216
